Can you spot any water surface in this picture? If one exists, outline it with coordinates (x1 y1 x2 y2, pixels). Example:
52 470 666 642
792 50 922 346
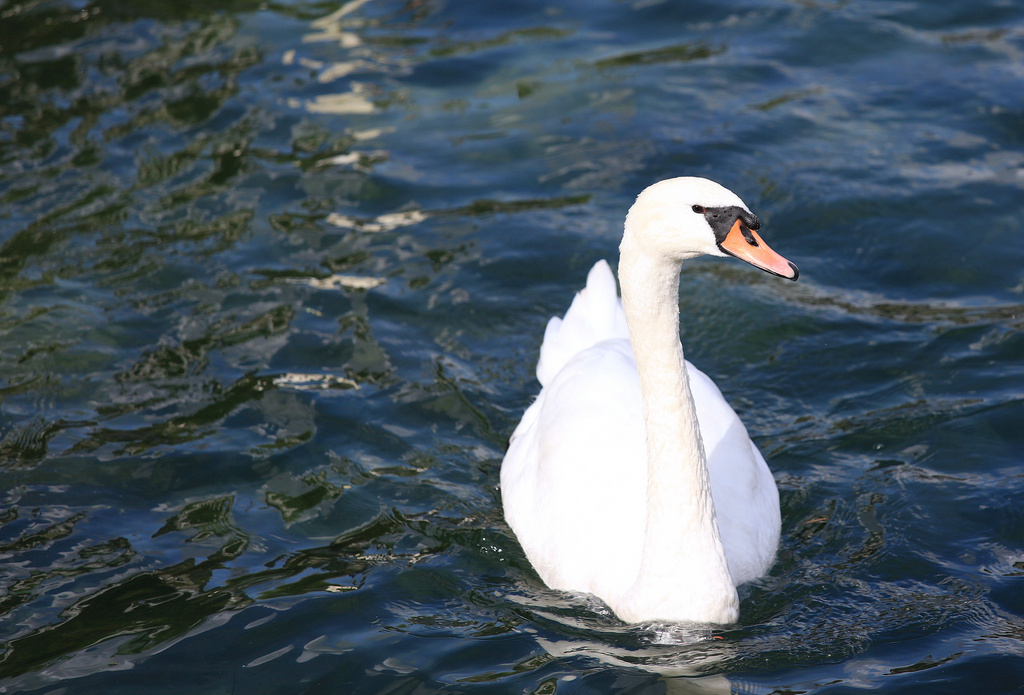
1 0 1023 692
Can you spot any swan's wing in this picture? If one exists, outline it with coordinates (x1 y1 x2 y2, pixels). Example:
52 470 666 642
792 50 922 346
687 362 781 584
536 260 629 387
503 256 779 596
505 356 780 594
502 338 647 600
505 260 636 599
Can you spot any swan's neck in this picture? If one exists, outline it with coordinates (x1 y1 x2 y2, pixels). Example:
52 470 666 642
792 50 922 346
616 239 739 624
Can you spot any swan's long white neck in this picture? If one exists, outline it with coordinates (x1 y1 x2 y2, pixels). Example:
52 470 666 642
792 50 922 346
616 233 739 624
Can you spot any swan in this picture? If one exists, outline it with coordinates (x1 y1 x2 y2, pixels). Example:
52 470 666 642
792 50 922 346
500 177 798 625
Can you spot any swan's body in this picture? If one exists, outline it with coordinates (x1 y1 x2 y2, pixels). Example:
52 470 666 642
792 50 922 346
501 177 798 624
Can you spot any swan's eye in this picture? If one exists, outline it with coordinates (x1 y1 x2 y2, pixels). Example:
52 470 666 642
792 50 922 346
691 205 705 214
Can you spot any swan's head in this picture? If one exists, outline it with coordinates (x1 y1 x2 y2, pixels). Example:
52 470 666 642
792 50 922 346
623 177 799 280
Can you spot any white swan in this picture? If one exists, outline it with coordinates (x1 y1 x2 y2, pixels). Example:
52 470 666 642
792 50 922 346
501 177 798 625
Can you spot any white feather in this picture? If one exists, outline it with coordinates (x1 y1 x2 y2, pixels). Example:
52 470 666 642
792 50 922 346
501 177 786 624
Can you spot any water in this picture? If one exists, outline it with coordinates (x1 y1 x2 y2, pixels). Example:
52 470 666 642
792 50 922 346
1 0 1023 691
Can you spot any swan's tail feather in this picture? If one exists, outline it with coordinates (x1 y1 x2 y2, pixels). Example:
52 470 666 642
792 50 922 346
536 260 628 386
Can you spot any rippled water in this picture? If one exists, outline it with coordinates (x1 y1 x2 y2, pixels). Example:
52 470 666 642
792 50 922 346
2 0 1024 692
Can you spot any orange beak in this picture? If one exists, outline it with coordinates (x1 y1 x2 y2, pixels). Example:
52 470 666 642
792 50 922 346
719 219 799 281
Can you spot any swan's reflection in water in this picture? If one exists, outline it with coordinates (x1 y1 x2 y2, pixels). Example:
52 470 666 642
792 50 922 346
508 585 759 694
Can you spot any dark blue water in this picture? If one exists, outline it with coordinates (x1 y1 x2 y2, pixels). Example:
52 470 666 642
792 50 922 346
2 0 1023 692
